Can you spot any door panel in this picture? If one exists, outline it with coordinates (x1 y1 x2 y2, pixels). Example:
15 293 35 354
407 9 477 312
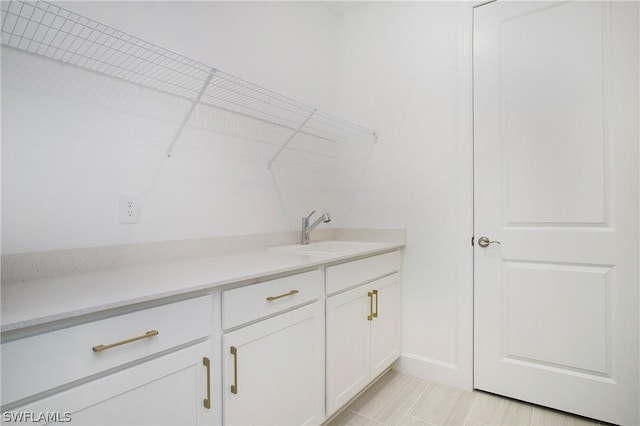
370 274 401 378
325 285 371 416
10 342 213 425
500 2 606 225
222 302 324 426
473 2 638 424
503 261 609 374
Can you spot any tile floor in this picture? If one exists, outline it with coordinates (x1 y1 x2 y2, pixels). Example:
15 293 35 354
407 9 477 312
327 370 609 426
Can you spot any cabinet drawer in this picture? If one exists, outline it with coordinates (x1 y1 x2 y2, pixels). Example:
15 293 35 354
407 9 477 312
222 269 322 330
1 295 213 407
326 251 402 295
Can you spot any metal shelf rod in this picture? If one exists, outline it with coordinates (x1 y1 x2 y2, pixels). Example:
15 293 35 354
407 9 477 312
166 70 216 157
267 109 316 170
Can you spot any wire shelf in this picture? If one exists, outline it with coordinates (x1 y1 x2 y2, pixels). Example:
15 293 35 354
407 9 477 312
1 0 377 158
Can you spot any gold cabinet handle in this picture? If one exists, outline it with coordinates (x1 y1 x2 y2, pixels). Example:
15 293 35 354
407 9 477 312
230 346 238 394
367 292 373 321
92 330 159 352
203 357 211 409
372 289 379 318
266 289 299 301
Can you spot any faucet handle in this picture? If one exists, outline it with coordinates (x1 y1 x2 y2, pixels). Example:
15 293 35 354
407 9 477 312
305 210 316 220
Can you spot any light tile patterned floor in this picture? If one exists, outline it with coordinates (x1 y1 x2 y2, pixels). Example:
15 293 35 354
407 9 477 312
327 370 608 426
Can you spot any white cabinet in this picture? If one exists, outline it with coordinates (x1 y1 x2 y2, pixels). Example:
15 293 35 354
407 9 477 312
326 256 401 417
221 270 324 426
1 295 217 425
1 247 402 426
8 341 215 425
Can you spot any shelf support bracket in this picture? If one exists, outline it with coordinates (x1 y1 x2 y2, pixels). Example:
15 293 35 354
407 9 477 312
166 70 215 158
267 109 316 170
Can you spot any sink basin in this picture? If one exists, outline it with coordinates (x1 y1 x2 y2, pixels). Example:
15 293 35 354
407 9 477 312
268 240 384 256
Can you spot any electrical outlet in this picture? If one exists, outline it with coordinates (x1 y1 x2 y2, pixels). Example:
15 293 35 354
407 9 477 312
120 195 140 224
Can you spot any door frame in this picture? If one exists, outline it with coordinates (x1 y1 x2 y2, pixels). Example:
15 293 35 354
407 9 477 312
454 0 495 392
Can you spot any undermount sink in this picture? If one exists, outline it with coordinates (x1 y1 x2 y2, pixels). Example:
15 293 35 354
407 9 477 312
268 240 384 256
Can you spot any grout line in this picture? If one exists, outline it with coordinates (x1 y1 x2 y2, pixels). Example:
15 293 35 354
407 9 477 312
531 406 535 426
402 413 439 426
347 409 386 426
460 389 477 426
399 380 433 425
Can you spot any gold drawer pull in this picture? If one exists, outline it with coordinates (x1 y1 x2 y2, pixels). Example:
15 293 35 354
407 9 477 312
230 346 239 394
92 330 159 352
372 289 379 318
203 357 211 409
367 292 373 321
266 289 299 301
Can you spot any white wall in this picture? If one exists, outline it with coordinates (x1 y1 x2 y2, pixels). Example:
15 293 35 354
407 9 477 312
64 1 338 113
335 2 474 389
2 0 476 390
1 1 344 254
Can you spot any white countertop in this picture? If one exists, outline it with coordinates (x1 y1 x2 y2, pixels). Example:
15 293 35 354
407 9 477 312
1 242 403 333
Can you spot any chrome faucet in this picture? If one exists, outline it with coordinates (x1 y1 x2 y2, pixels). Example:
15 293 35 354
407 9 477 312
302 210 331 245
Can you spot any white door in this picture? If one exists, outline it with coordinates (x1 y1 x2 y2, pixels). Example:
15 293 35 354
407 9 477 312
473 2 639 425
223 302 324 426
370 273 401 378
326 284 371 416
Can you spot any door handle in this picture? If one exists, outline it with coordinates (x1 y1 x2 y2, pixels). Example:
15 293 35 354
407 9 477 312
477 236 501 248
230 346 238 394
92 330 159 352
203 357 211 409
266 289 299 301
372 289 378 318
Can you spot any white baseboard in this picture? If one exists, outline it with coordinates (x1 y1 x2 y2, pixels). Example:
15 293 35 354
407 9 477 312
394 352 462 389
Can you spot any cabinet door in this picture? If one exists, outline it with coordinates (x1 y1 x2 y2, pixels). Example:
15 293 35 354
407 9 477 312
325 285 371 417
8 341 215 425
370 273 401 378
223 302 324 426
